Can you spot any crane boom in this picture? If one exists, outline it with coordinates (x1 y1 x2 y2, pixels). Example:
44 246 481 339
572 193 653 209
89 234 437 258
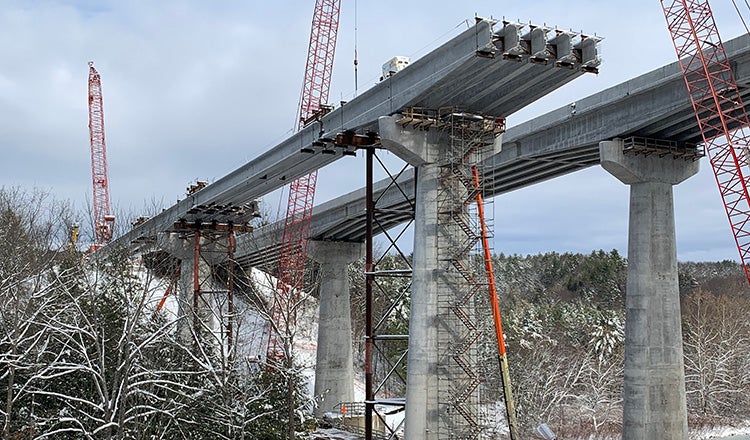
268 0 341 359
472 165 519 439
661 0 750 283
88 62 115 249
297 0 341 128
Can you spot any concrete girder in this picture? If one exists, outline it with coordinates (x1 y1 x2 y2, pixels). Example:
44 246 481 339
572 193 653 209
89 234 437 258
234 169 414 267
647 94 750 140
484 158 596 194
475 66 574 114
103 19 492 252
104 16 599 256
409 24 596 112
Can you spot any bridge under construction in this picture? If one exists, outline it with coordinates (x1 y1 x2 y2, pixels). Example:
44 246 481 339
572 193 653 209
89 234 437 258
100 9 750 440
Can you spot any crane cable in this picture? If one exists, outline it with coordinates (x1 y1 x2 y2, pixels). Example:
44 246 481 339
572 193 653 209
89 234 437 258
354 0 358 97
731 0 750 34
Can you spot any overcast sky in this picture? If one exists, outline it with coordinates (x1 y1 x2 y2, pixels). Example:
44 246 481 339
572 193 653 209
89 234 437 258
1 0 749 261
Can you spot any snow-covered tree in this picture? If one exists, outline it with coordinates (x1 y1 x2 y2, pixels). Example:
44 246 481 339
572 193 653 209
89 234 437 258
682 288 750 418
1 188 283 439
0 188 76 438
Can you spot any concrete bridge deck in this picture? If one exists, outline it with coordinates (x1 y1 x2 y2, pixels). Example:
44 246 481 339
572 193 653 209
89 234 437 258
107 17 599 253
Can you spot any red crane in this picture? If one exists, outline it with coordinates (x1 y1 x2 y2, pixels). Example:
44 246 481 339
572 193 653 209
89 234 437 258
661 0 750 283
267 0 342 358
87 61 115 251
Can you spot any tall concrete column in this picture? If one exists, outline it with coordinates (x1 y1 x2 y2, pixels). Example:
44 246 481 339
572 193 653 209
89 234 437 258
308 240 363 417
380 116 444 440
600 139 698 440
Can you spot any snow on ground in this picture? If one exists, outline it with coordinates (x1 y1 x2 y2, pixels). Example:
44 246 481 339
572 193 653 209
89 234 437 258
693 422 750 440
541 424 750 440
307 428 364 439
307 427 363 439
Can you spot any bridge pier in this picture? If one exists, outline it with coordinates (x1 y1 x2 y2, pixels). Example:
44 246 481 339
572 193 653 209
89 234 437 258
380 116 440 440
600 139 698 440
380 113 500 439
308 240 362 417
158 234 215 340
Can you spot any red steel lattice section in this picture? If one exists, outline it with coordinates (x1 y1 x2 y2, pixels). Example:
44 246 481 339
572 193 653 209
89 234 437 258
268 0 341 358
88 62 115 246
297 0 341 129
662 0 750 283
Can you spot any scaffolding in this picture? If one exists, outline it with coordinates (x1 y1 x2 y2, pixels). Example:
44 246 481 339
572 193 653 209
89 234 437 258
365 146 414 440
169 220 252 363
361 108 506 438
400 108 504 439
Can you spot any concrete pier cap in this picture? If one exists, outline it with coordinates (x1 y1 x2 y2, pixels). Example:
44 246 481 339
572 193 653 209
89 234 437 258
156 233 194 260
379 115 440 166
156 232 231 265
600 138 699 185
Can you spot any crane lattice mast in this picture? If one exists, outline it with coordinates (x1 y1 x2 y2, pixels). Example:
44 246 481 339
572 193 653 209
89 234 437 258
661 0 750 283
87 61 115 250
267 0 341 358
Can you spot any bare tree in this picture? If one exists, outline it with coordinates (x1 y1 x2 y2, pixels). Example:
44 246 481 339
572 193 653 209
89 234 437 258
0 188 285 439
509 345 586 433
231 260 318 439
682 288 750 417
574 353 623 434
0 187 77 438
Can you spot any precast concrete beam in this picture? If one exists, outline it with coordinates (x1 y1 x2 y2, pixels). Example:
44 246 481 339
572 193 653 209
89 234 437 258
415 23 600 113
232 35 750 259
105 16 601 257
102 19 495 253
484 33 750 194
307 240 363 417
600 139 698 440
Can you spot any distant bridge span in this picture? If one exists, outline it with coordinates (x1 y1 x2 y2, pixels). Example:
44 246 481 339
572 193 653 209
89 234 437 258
235 32 750 268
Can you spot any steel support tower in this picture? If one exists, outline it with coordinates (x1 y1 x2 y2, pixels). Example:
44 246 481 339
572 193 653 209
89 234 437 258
365 148 415 439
